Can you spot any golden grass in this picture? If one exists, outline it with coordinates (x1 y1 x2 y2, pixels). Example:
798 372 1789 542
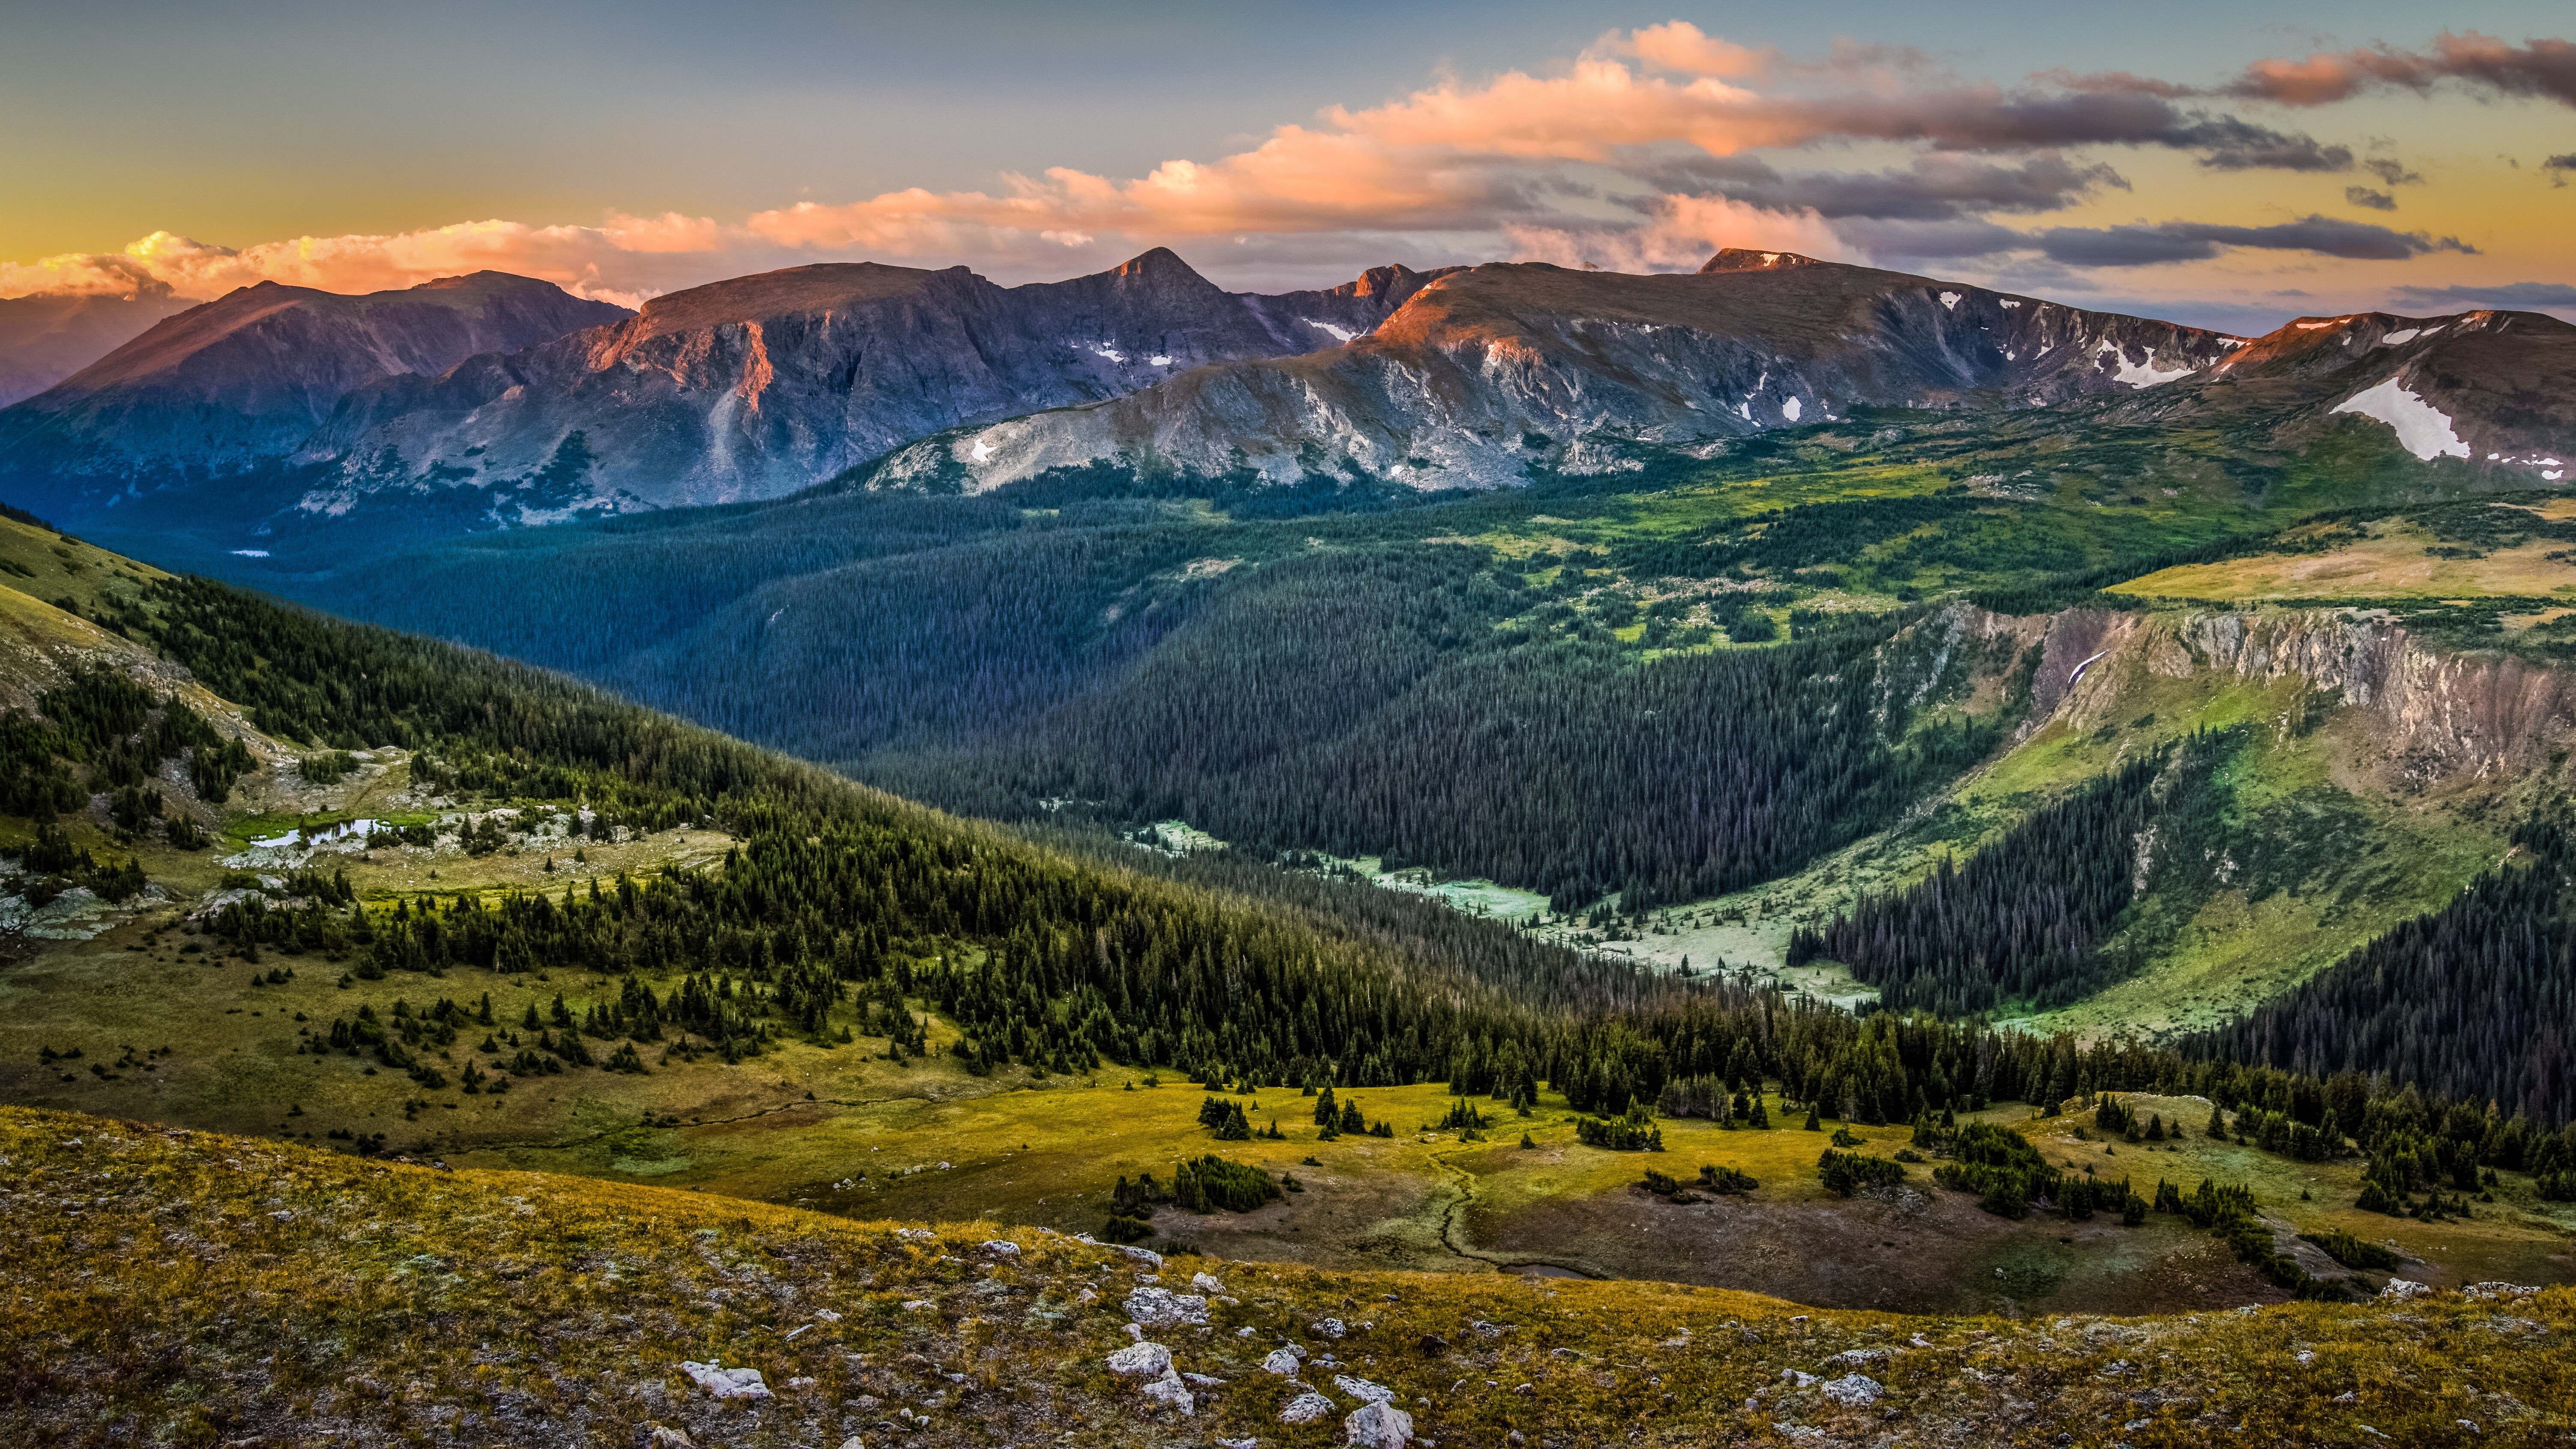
3 1105 2569 1448
2114 514 2576 602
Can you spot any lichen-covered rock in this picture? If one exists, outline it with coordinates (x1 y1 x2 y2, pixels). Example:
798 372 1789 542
1820 1374 1882 1407
1106 1341 1173 1379
1343 1397 1415 1447
1281 1390 1337 1424
678 1361 772 1399
1125 1286 1210 1329
1333 1374 1394 1403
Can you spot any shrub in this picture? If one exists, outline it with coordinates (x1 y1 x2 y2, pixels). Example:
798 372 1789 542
2300 1230 2400 1271
1173 1154 1281 1213
1817 1149 1906 1196
1698 1164 1758 1195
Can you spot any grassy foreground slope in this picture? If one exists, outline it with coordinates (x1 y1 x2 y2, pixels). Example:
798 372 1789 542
6 1106 2572 1449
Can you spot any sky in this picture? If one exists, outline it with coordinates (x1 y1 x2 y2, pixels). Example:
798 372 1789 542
3 0 2572 332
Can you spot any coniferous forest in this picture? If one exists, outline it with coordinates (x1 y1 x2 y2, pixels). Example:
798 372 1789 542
2196 813 2576 1127
39 573 2561 1195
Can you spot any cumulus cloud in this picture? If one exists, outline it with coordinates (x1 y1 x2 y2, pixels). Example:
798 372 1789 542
2029 215 2473 267
2227 31 2576 108
2388 280 2576 308
2 22 2550 306
1505 194 1851 272
1636 152 2127 221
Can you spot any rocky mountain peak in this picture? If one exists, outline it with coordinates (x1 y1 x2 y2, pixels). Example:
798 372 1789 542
1700 248 1827 273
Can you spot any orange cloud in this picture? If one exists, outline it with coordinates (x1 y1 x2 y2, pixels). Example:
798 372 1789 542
3 21 2557 317
1620 21 1775 78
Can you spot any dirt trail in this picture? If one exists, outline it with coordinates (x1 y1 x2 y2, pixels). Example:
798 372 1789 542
1425 1142 1608 1279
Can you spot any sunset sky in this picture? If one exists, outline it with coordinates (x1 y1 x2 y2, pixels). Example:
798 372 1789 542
5 0 2572 332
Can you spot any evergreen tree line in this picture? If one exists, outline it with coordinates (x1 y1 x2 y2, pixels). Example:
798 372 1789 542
1787 735 2232 1014
100 572 2576 1178
2193 810 2576 1127
3 662 254 824
877 550 2016 911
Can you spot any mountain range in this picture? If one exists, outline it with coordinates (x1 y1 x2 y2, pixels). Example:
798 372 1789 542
5 247 2568 557
0 286 195 409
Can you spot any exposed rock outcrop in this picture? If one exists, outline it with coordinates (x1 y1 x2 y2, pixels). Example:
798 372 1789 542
294 250 1456 514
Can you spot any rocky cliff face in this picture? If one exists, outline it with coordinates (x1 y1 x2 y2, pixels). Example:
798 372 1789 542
295 250 1460 515
0 289 197 409
2039 606 2576 789
867 252 2238 493
0 272 630 513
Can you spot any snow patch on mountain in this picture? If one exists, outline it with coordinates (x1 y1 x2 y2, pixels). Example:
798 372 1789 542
2331 377 2471 460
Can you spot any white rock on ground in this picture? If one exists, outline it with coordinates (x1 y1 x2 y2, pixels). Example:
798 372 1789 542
1344 1398 1415 1447
1820 1374 1882 1407
1192 1271 1225 1293
678 1361 773 1399
1124 1286 1210 1328
1117 1244 1164 1267
1310 1317 1347 1338
2380 1279 2433 1301
1262 1349 1303 1375
1106 1342 1174 1379
1280 1390 1337 1424
1139 1371 1195 1416
983 1239 1021 1258
647 1426 693 1448
1333 1375 1394 1403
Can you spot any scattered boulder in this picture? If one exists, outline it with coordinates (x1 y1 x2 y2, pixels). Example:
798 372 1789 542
1333 1375 1395 1404
1140 1373 1195 1416
1780 1369 1817 1388
1344 1398 1415 1447
1125 1286 1211 1329
1116 1244 1165 1268
1107 1340 1193 1416
1192 1271 1226 1293
1311 1317 1348 1339
1106 1342 1174 1380
2380 1279 2434 1301
646 1426 693 1448
983 1239 1021 1258
1416 1334 1449 1354
1184 1372 1227 1387
1281 1390 1337 1424
1820 1374 1881 1408
894 1228 935 1242
1262 1349 1303 1376
2464 1282 2540 1301
678 1361 773 1400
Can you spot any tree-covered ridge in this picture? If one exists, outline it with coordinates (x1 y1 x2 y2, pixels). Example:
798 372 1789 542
879 550 2026 911
2197 812 2576 1127
19 553 2573 1234
1788 733 2236 1015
